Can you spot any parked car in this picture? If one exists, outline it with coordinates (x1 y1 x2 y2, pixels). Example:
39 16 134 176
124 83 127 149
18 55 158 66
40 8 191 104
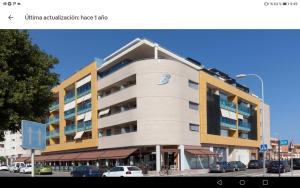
290 158 300 170
264 160 272 168
9 162 25 173
34 165 52 175
248 160 263 169
209 162 235 173
267 161 291 173
102 166 143 177
70 165 103 177
228 161 247 171
20 164 32 174
0 165 9 171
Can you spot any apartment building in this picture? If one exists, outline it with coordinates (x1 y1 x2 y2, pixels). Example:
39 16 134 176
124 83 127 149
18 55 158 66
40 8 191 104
23 38 270 172
1 131 41 165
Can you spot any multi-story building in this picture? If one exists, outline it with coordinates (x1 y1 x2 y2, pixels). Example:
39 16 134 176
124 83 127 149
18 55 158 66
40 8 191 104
1 131 41 165
24 38 270 172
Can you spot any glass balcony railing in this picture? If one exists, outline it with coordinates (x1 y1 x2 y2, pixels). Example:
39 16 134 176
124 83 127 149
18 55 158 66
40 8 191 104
77 103 91 115
49 101 59 111
238 121 251 132
77 83 91 98
64 108 75 119
46 131 50 139
47 115 59 125
77 121 92 132
64 95 75 104
84 121 92 130
220 117 237 129
49 129 59 138
64 124 76 135
220 98 236 112
77 122 85 132
238 105 251 116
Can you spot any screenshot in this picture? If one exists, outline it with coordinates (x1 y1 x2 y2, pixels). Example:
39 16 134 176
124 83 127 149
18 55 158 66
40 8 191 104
0 0 300 186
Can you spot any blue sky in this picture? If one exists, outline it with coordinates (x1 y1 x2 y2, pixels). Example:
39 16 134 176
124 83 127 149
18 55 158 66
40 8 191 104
29 30 300 143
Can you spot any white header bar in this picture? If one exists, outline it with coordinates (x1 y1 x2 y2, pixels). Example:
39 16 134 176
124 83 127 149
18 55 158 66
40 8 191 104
1 0 300 29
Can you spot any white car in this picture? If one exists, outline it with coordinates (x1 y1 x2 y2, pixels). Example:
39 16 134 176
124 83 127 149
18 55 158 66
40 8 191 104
9 162 25 173
0 165 9 171
20 164 32 174
102 166 143 177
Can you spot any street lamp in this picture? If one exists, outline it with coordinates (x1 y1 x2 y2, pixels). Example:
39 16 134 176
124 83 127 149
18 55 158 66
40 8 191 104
236 74 266 177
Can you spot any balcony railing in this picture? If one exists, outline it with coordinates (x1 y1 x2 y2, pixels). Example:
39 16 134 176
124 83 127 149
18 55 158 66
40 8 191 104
77 103 91 115
238 105 251 116
220 117 237 129
48 129 60 139
64 95 75 104
77 89 91 98
64 124 76 135
77 121 92 132
47 115 59 125
64 108 75 119
238 121 251 132
220 99 236 112
49 101 59 111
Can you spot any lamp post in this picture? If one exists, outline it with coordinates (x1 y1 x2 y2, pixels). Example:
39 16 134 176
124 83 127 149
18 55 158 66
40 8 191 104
236 74 265 177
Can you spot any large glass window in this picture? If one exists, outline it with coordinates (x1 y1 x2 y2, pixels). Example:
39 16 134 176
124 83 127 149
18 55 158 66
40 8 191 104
77 99 91 114
77 82 91 98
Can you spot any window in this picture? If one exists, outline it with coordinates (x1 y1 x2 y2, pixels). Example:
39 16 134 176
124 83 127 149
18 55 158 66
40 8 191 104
77 82 91 97
106 129 111 136
189 124 199 132
188 80 199 90
11 139 15 142
189 101 199 110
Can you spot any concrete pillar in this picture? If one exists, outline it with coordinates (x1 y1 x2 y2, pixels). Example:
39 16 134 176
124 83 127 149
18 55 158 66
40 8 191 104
154 43 158 60
87 161 89 166
156 145 161 172
179 145 186 171
96 161 99 167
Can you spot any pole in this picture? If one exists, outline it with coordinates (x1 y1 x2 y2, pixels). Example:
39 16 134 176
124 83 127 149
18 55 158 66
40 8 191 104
278 140 281 177
31 149 35 177
291 152 294 176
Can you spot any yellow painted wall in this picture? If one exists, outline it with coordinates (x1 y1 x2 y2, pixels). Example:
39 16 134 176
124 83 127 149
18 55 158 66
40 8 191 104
199 71 261 148
44 62 98 153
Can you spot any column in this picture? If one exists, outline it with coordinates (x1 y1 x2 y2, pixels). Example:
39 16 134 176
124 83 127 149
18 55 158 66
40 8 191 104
154 43 158 60
156 145 161 172
179 145 187 171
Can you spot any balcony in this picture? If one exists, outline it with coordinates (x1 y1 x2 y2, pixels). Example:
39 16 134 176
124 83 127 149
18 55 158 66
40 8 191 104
77 103 91 115
49 101 59 111
64 95 75 104
220 98 236 112
77 121 92 132
48 129 59 139
238 104 251 116
64 108 75 119
64 124 76 135
238 121 251 132
47 115 59 125
220 117 237 129
77 83 91 99
99 109 137 129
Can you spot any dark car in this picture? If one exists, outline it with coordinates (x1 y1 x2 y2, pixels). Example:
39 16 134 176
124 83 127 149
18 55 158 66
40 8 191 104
264 160 272 168
70 165 103 177
229 161 247 171
209 161 235 173
248 160 263 169
290 158 300 170
267 161 291 173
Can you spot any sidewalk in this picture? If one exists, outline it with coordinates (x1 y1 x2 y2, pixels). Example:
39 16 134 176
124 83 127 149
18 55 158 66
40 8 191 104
145 169 209 177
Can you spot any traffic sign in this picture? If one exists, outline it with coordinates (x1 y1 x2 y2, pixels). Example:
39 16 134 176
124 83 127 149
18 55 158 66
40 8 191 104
280 140 289 146
260 144 268 152
21 120 46 150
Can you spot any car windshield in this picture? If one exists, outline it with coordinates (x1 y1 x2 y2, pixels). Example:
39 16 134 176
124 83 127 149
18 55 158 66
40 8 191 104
88 166 99 171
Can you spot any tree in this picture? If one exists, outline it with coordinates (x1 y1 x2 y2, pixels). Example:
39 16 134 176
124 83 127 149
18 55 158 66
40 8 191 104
0 30 59 140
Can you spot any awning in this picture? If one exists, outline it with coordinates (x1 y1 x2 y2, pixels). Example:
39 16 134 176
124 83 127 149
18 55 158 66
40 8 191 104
77 113 85 121
98 109 110 116
59 153 81 162
45 154 64 162
238 114 244 119
99 148 138 159
77 93 91 104
221 109 230 118
84 111 92 121
34 155 49 162
74 131 84 140
15 157 30 162
75 151 101 161
228 111 237 120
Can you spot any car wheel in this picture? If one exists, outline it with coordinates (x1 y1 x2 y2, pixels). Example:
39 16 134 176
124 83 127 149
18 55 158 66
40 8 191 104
102 175 106 177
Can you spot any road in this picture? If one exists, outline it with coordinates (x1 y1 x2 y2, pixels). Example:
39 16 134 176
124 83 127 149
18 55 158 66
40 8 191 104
0 171 71 177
